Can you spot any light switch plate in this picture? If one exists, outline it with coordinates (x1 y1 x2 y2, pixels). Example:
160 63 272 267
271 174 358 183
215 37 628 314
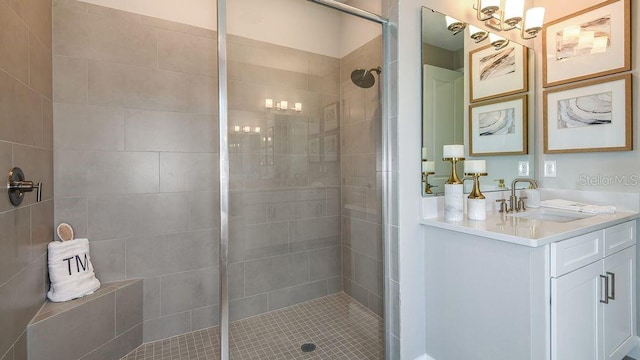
544 160 557 177
518 161 529 176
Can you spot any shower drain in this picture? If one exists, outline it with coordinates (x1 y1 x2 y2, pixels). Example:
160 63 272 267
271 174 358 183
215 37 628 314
301 343 316 352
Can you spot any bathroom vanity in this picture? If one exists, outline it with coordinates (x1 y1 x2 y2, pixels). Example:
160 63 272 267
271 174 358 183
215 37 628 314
421 209 638 360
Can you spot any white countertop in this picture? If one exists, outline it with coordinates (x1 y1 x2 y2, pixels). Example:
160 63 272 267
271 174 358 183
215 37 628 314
420 209 639 247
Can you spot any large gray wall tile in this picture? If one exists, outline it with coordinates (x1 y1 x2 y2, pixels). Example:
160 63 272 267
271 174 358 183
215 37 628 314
160 267 219 316
126 230 218 278
55 150 158 196
53 56 87 103
244 253 309 296
0 142 12 212
354 254 383 296
188 191 220 231
54 197 87 239
290 216 340 251
0 207 31 286
229 294 268 322
87 193 189 241
143 277 161 321
54 7 156 67
143 312 190 343
29 33 52 99
10 0 52 47
159 153 218 193
188 75 218 114
125 109 217 152
54 103 125 151
0 2 29 83
267 281 327 311
90 239 126 283
191 305 219 331
157 29 216 76
0 70 44 146
42 98 53 149
242 222 289 260
88 60 189 112
0 257 45 357
79 324 142 360
116 281 143 335
310 246 341 281
30 200 54 260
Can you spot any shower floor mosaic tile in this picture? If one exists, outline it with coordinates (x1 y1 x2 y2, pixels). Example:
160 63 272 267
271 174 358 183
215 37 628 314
121 292 384 359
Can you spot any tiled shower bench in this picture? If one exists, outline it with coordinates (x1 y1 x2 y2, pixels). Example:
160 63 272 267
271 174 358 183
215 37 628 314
26 280 143 360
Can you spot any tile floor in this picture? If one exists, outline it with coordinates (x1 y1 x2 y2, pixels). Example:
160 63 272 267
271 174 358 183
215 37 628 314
121 292 384 359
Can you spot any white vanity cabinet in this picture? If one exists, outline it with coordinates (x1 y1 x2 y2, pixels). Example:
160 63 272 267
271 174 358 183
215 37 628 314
423 217 638 360
551 222 636 360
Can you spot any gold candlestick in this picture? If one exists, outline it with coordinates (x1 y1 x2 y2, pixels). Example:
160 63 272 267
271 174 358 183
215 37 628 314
422 171 435 194
443 157 465 184
464 172 488 199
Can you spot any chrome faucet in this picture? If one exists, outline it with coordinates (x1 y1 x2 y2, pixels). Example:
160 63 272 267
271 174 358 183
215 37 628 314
508 177 538 212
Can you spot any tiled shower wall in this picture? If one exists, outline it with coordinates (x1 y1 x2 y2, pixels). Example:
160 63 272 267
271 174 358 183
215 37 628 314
340 37 384 316
0 0 53 359
53 0 343 343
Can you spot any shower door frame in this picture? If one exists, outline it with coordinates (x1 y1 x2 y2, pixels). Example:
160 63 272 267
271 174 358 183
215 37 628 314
216 1 392 359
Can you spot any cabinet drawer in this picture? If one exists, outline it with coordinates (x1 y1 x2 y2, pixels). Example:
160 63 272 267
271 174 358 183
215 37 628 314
604 220 636 257
551 230 604 277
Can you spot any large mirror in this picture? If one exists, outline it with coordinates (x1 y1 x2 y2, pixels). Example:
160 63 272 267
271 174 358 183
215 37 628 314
421 7 536 196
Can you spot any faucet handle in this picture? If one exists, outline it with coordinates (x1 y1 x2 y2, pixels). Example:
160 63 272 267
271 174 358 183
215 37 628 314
495 199 508 213
517 197 527 211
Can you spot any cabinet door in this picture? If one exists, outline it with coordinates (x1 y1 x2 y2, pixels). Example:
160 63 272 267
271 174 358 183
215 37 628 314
552 260 604 360
603 245 636 360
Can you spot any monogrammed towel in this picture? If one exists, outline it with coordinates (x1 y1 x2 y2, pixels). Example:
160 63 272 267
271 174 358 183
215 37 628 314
47 238 100 302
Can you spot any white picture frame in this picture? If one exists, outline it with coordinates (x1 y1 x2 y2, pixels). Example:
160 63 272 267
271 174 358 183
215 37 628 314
469 95 528 156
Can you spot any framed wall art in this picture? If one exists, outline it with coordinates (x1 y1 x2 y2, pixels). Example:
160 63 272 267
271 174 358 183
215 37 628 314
469 94 528 156
542 0 630 88
469 43 528 103
543 74 631 154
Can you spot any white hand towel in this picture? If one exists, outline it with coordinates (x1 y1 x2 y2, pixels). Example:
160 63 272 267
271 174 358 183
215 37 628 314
47 238 100 302
540 199 616 214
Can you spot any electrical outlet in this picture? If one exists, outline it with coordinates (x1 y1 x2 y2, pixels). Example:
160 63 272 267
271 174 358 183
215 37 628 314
544 160 557 177
518 161 529 176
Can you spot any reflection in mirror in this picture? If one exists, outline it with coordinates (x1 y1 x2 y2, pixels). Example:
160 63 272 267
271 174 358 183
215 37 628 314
421 7 535 197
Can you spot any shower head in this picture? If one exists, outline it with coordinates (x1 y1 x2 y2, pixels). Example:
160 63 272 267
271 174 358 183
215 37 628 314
350 67 381 88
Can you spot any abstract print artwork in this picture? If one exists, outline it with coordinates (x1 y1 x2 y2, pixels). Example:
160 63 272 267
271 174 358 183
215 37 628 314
469 95 527 156
557 92 612 129
479 108 515 136
469 43 527 102
543 0 630 87
555 15 611 61
544 74 631 153
479 47 516 81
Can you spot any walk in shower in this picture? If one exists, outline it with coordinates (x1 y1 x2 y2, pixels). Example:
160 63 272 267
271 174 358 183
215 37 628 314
49 0 391 358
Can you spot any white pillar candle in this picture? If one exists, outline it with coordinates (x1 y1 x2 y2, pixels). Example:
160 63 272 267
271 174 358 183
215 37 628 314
464 160 486 174
422 161 435 173
443 145 464 158
421 147 427 160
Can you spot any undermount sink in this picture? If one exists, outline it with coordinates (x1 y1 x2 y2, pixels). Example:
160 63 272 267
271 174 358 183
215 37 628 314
507 208 595 223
